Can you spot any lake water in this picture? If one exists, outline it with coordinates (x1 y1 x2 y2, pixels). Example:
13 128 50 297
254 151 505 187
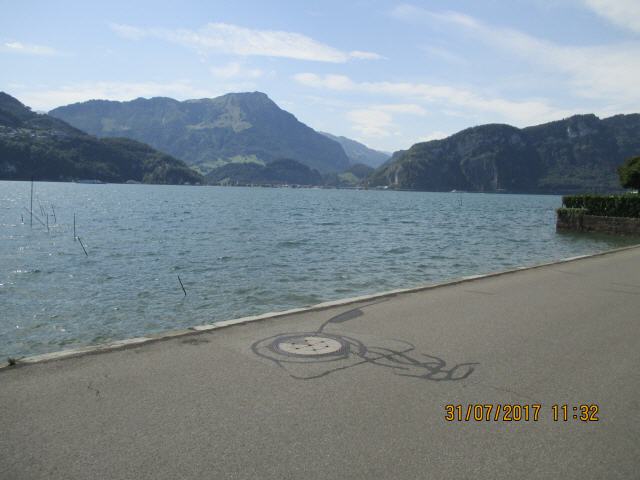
1 181 638 359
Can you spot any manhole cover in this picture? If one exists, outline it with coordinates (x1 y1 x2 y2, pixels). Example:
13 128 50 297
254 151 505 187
272 334 348 357
253 331 363 365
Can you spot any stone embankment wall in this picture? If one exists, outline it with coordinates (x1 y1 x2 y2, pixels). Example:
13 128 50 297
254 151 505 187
557 209 640 235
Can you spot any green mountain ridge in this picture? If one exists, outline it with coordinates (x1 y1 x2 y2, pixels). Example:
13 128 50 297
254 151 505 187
323 163 375 187
319 132 389 168
0 92 203 184
206 159 374 187
369 113 640 193
206 158 323 186
50 92 351 175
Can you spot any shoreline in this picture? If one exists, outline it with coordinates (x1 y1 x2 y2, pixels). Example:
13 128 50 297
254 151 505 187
4 242 639 371
0 179 627 196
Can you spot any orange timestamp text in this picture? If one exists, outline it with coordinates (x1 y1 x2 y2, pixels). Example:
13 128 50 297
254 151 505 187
444 404 600 422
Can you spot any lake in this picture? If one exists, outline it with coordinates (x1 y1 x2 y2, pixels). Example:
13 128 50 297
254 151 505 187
1 181 637 359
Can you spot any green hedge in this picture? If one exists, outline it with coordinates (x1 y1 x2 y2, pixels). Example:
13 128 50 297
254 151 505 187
556 207 588 217
563 194 640 218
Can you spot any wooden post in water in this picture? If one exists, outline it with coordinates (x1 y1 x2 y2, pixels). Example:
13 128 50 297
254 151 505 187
51 204 57 224
178 275 187 296
30 177 33 228
77 236 88 256
73 213 76 240
23 207 46 227
46 213 49 233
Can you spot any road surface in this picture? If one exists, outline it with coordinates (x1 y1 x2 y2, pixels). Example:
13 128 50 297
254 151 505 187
2 247 640 479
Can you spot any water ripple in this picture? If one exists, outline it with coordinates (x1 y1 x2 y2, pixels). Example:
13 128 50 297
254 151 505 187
1 181 638 358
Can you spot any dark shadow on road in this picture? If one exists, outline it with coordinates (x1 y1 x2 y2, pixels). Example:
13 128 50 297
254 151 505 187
251 300 479 381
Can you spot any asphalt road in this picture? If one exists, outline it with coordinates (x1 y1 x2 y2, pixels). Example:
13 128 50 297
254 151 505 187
1 247 640 479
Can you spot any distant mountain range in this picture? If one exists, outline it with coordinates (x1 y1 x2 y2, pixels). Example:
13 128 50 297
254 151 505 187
369 114 640 193
323 163 375 188
5 88 638 193
206 158 323 186
50 92 353 175
205 159 374 187
320 132 389 168
0 92 202 184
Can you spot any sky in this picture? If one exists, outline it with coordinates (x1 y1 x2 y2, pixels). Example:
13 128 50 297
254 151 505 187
2 0 640 152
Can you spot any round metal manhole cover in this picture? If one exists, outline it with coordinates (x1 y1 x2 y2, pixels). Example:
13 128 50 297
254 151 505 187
272 335 348 357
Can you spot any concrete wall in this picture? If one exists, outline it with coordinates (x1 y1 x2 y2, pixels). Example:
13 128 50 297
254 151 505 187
557 210 640 235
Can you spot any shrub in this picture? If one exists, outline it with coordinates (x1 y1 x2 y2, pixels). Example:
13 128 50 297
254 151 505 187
563 194 640 218
556 207 588 217
618 156 640 190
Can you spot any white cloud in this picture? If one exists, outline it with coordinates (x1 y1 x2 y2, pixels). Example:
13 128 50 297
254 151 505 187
392 5 640 106
210 61 263 79
349 50 385 60
345 104 426 138
294 73 574 126
293 73 356 90
583 0 640 33
1 41 60 56
108 23 146 40
374 103 427 115
110 22 381 63
13 81 222 111
423 45 467 65
391 4 477 27
347 109 395 137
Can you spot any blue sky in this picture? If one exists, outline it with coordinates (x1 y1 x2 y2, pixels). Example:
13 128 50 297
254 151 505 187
2 0 639 152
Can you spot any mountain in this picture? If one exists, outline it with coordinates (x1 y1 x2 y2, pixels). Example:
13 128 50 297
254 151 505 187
50 92 351 175
0 92 203 184
368 114 640 193
323 163 375 187
320 132 389 167
206 158 322 186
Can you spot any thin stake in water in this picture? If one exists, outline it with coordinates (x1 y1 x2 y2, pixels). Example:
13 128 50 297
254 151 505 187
30 177 33 228
178 275 187 296
51 204 57 224
73 213 76 240
23 207 46 227
46 213 49 233
77 236 88 256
